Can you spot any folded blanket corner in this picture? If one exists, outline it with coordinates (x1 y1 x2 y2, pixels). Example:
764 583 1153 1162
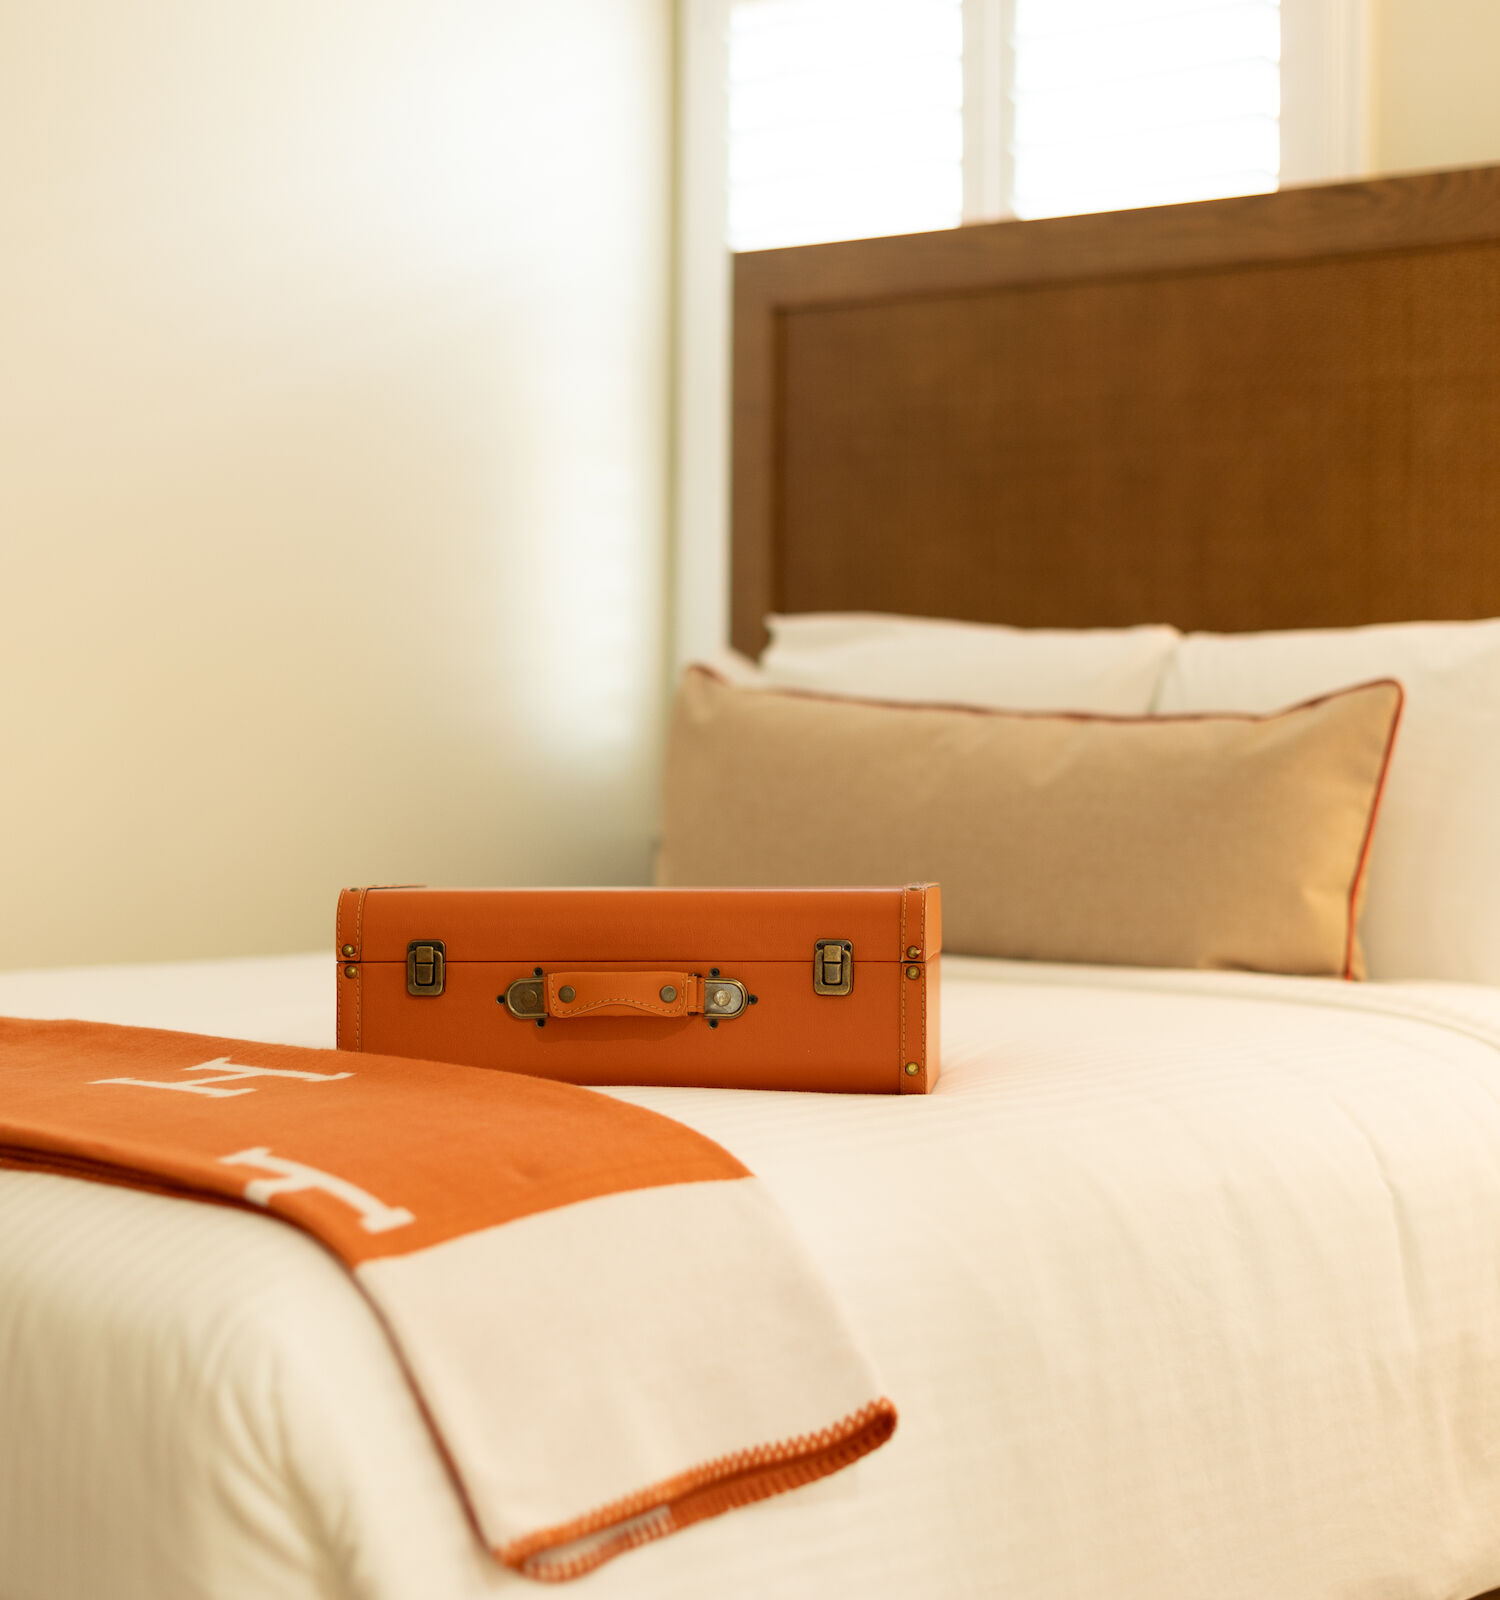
508 1394 899 1581
0 1015 894 1580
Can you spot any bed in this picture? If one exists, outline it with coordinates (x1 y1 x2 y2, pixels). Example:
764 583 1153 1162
7 163 1500 1599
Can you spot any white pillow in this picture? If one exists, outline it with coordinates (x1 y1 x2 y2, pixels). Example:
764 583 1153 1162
1155 619 1500 985
761 612 1181 713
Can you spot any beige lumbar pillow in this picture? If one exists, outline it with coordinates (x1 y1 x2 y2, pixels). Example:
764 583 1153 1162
657 667 1404 978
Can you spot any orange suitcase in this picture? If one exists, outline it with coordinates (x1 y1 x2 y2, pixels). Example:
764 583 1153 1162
336 885 940 1094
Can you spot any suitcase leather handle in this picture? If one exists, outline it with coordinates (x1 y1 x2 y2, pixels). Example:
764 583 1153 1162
503 970 749 1021
550 970 701 1019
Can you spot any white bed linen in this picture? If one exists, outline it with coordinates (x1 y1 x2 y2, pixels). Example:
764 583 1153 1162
5 953 1500 1600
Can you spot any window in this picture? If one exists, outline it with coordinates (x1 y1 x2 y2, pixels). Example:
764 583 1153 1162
728 0 965 251
1009 0 1281 219
722 0 1365 248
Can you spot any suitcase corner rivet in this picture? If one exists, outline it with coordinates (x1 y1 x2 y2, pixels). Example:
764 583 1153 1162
904 1061 920 1076
906 946 920 959
344 964 358 979
341 944 355 958
906 964 921 979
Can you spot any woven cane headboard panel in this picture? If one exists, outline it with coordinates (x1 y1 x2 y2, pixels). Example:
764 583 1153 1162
730 166 1500 655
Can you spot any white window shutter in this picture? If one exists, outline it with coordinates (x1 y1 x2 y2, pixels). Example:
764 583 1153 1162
1010 0 1282 221
722 0 1370 246
727 0 966 251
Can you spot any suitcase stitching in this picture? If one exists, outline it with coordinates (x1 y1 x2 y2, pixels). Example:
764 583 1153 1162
899 886 928 1095
354 888 368 1051
335 892 344 1053
899 887 908 1092
916 889 927 1092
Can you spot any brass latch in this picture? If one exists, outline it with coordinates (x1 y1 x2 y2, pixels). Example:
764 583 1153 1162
813 939 853 995
406 940 446 996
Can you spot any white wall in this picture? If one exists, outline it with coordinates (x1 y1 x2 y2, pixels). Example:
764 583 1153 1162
0 1 673 969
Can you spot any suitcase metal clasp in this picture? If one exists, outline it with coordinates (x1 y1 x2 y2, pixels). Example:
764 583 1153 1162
406 940 446 996
813 939 853 995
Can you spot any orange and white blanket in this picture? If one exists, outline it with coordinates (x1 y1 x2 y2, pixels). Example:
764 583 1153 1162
0 1017 895 1581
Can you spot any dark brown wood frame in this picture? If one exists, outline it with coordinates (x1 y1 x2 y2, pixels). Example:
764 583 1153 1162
731 165 1500 656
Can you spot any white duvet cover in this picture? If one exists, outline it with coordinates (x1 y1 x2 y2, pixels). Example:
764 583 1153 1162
4 954 1500 1600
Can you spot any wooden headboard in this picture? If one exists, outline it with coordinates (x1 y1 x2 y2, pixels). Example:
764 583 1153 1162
731 165 1500 655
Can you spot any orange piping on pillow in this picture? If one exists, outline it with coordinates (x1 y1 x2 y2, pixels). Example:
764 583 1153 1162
1341 678 1406 981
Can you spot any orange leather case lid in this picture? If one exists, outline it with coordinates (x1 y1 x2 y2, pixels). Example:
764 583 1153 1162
343 886 941 964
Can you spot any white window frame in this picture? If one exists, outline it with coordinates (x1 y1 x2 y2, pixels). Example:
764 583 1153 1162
1281 0 1369 184
671 0 1370 668
673 0 735 668
961 0 1011 221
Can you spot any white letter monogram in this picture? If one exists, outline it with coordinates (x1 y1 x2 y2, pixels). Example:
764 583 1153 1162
93 1057 354 1099
219 1147 415 1234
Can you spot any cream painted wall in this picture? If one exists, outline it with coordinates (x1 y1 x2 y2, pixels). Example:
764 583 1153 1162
1371 0 1500 172
0 2 672 969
